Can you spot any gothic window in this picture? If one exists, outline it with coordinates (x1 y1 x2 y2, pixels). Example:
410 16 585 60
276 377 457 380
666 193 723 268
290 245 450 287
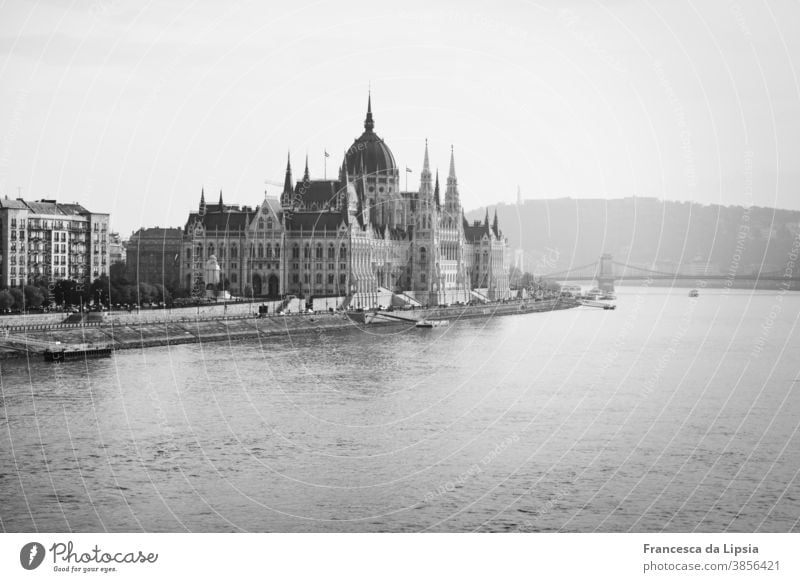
258 218 264 229
275 244 280 259
420 247 427 263
196 245 203 258
328 244 335 260
219 244 225 259
315 273 322 284
231 244 238 259
316 244 323 259
292 244 300 259
267 217 273 229
258 244 264 258
208 243 214 256
328 273 334 284
339 274 346 285
340 244 347 260
266 244 272 259
304 244 311 259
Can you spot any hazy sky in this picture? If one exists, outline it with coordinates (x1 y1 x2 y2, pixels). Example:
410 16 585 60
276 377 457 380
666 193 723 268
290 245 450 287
1 0 799 235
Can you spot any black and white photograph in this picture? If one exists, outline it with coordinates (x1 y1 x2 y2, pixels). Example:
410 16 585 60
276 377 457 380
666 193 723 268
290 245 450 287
1 0 799 579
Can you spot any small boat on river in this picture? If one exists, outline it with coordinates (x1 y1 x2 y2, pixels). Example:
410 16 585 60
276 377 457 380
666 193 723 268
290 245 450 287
416 319 449 328
44 343 114 362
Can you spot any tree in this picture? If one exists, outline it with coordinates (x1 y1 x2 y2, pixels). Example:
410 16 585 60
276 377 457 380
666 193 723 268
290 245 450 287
137 282 157 305
0 289 13 312
23 285 44 308
90 276 110 306
109 262 128 286
53 280 75 306
9 288 24 310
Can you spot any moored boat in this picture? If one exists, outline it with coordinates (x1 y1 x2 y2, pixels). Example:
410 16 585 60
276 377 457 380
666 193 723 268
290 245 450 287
689 289 699 297
44 343 114 362
416 319 449 328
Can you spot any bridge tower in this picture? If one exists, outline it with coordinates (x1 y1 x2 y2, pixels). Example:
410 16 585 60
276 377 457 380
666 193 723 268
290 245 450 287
597 253 615 292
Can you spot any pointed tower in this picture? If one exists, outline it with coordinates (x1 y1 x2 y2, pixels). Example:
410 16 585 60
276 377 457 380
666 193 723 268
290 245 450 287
303 154 310 182
218 189 223 209
484 208 489 228
444 145 461 226
281 152 293 209
492 208 499 238
434 171 441 211
364 91 374 132
199 188 206 216
419 139 433 202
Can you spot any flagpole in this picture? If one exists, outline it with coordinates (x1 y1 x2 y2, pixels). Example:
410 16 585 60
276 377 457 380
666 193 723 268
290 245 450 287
324 152 327 180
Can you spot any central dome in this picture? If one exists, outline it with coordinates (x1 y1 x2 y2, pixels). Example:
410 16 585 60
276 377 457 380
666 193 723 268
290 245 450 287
344 95 397 178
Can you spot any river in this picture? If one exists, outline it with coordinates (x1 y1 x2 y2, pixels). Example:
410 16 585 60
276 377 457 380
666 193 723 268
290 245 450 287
1 287 798 532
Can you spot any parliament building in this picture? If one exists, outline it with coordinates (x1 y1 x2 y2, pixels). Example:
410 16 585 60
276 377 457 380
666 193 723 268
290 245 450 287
179 96 510 308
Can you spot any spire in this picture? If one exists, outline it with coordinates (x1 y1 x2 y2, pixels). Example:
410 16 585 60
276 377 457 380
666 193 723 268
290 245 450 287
364 91 374 132
281 152 293 208
218 189 223 208
199 188 206 216
484 208 489 228
492 208 499 237
445 145 461 221
448 145 457 183
303 154 310 182
434 170 441 210
419 139 433 201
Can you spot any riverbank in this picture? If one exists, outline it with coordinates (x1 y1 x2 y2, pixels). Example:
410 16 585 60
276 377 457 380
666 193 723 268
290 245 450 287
0 298 575 359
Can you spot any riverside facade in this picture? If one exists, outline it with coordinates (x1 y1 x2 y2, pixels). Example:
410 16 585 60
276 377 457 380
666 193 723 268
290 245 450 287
179 96 511 308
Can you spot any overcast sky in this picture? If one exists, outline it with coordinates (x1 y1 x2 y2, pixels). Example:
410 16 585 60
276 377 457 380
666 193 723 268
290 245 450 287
1 0 799 235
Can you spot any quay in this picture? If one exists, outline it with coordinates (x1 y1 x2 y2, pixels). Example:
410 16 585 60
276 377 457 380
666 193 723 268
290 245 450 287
0 298 576 360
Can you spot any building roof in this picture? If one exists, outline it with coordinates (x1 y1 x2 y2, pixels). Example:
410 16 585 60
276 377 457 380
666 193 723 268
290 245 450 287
185 208 255 233
464 222 492 242
293 180 344 209
343 95 397 178
286 212 346 233
0 198 93 215
129 227 184 241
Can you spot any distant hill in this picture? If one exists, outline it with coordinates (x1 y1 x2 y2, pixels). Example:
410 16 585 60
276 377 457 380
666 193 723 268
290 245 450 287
467 197 800 277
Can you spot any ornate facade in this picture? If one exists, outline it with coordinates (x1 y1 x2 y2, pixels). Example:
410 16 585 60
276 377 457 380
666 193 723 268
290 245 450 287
179 97 510 307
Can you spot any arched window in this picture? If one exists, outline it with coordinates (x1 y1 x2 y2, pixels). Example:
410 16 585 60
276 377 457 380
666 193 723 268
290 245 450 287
258 244 264 258
266 244 272 259
420 247 427 263
196 245 203 258
328 244 335 260
267 217 273 229
340 244 347 260
274 243 280 259
186 248 191 260
304 244 311 259
258 218 264 229
208 243 215 257
316 243 323 260
292 244 300 259
219 244 225 259
315 273 322 284
231 244 238 259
